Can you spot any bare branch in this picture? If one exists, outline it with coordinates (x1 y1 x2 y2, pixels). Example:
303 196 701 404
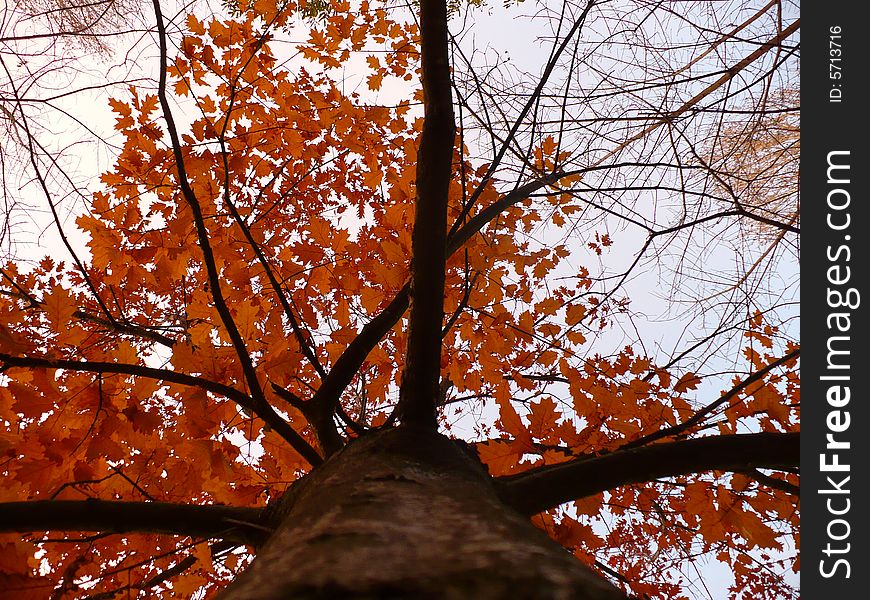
0 353 250 405
0 499 267 544
737 468 800 497
447 0 597 233
0 56 117 323
496 432 799 516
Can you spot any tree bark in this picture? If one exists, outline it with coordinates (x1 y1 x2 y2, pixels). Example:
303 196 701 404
219 427 624 599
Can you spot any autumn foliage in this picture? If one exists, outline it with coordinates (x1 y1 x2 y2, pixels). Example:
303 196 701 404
0 0 799 598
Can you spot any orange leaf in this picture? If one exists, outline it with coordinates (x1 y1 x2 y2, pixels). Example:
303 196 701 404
673 372 702 393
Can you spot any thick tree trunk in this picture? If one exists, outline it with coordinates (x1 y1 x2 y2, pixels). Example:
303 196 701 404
219 427 624 599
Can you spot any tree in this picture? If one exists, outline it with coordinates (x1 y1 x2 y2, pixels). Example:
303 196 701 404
0 0 799 598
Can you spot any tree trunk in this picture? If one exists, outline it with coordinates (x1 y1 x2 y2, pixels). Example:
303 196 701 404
219 427 625 599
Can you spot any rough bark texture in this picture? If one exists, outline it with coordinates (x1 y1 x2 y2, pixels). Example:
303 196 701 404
219 427 625 599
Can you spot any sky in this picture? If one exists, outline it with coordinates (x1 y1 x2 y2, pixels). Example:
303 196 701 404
1 1 799 597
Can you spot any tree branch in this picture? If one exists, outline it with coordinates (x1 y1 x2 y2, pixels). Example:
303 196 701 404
619 348 799 451
85 554 199 600
312 171 563 427
738 468 800 497
0 352 322 467
395 0 455 428
150 0 320 465
0 57 116 324
446 0 597 233
215 75 337 454
0 500 267 545
447 173 564 255
309 287 409 427
496 431 799 516
0 353 248 405
2 271 179 347
306 160 708 428
68 310 178 348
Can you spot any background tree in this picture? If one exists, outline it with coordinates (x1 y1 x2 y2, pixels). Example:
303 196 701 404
0 0 799 598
